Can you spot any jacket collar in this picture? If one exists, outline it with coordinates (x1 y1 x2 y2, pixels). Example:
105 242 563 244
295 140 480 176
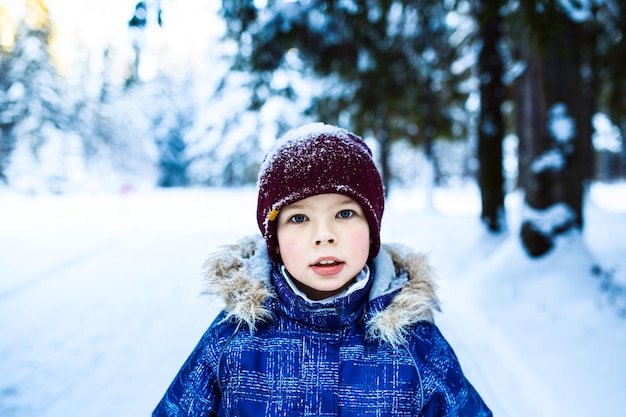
202 235 440 347
271 263 374 329
279 264 371 304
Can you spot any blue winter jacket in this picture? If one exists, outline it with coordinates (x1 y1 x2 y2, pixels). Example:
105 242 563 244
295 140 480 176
153 236 491 416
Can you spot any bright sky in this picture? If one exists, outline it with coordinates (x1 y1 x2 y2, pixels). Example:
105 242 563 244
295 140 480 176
2 0 224 79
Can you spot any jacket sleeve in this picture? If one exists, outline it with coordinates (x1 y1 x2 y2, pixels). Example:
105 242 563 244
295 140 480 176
413 322 492 417
153 313 229 417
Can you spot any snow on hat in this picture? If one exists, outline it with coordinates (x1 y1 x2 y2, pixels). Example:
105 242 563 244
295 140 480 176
257 122 385 263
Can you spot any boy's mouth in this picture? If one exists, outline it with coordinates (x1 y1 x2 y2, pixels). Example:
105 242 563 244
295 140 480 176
311 258 345 276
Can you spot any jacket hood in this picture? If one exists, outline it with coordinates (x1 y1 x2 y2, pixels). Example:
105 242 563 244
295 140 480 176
201 235 440 346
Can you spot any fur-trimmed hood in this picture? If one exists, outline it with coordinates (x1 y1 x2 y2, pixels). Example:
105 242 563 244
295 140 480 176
201 235 440 346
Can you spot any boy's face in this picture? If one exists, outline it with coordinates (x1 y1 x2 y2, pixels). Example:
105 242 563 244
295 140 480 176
276 193 371 301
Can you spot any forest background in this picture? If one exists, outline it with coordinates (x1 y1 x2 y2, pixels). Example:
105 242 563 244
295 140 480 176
1 0 625 255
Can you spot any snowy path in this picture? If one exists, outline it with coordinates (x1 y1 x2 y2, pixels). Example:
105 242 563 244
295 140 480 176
0 190 254 417
0 230 220 416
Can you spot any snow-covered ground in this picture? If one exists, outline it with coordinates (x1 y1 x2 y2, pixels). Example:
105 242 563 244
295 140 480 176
1 182 625 416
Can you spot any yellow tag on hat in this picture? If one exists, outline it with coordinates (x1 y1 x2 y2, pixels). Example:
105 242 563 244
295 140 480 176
268 208 280 221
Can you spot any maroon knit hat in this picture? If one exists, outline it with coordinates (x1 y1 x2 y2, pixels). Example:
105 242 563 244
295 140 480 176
257 123 385 263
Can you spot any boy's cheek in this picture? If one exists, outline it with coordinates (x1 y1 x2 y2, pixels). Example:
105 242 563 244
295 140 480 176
276 235 300 260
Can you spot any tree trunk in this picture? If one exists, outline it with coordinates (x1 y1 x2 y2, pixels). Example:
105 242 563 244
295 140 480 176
475 0 506 232
621 122 626 178
516 11 594 257
376 121 392 197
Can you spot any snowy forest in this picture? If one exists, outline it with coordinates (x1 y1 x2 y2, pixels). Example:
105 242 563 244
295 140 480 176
1 0 624 253
1 1 626 416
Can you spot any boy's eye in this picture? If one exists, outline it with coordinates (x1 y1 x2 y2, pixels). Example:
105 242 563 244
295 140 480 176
337 209 354 219
289 214 308 224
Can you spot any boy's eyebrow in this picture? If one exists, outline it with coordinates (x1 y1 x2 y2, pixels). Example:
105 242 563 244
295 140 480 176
283 197 358 211
327 198 360 210
334 197 359 206
282 201 306 211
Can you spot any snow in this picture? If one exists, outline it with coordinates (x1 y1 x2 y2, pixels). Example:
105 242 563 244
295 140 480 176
522 202 575 235
531 148 566 173
259 122 369 177
557 0 594 22
549 103 575 143
1 182 625 417
593 113 622 153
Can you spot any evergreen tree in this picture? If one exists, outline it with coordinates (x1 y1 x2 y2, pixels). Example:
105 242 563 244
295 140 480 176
149 76 195 188
157 132 189 187
220 0 467 190
0 38 21 183
0 0 68 187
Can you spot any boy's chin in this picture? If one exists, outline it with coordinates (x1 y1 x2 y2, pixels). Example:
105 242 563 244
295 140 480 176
294 279 355 301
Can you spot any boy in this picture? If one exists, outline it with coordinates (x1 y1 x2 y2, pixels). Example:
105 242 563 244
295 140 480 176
153 123 491 416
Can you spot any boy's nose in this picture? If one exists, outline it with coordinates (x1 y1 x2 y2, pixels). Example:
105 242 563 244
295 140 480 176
315 236 335 245
314 223 336 246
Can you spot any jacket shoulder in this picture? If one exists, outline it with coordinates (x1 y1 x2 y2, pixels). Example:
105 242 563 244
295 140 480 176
367 243 441 347
201 236 275 330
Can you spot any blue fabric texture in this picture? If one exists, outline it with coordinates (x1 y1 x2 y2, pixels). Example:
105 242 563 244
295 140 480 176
153 237 491 416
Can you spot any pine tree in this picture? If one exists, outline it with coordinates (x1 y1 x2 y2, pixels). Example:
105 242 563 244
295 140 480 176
0 39 20 183
220 0 467 190
0 0 68 187
149 76 194 188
